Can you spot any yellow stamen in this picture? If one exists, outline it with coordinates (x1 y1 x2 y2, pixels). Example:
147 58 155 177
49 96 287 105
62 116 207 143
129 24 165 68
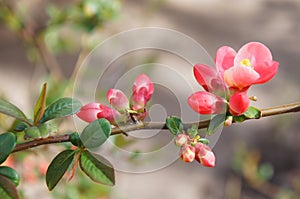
240 59 251 67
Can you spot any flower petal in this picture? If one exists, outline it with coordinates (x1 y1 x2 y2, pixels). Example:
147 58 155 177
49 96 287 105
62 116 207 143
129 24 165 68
234 42 273 67
215 46 236 79
254 61 279 84
107 89 129 111
188 91 225 114
224 65 260 90
229 92 250 116
194 64 217 91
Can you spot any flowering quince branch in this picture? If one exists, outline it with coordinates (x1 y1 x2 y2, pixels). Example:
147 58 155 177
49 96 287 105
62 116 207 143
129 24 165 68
1 42 300 198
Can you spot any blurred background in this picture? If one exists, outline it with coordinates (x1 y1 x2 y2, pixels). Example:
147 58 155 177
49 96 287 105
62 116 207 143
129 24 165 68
1 0 300 198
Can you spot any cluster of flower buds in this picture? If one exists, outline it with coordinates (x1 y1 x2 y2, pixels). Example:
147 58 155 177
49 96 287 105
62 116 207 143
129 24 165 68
77 74 154 124
175 133 215 167
188 42 279 117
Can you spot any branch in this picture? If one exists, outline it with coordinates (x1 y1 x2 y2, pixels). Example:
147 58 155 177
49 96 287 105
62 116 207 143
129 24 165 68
12 102 300 153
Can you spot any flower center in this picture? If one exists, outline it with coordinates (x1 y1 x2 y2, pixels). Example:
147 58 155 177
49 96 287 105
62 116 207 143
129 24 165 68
240 59 251 67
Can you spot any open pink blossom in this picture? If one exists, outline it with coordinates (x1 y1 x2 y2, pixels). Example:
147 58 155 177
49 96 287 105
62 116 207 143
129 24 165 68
188 91 226 114
107 89 129 112
131 74 154 111
76 102 120 123
229 92 250 116
195 143 216 167
216 42 279 90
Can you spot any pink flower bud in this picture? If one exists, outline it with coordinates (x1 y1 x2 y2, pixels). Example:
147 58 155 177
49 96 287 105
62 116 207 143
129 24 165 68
180 145 196 163
174 133 188 146
229 92 250 116
188 91 226 114
131 74 154 110
107 89 129 111
195 143 215 167
76 102 120 124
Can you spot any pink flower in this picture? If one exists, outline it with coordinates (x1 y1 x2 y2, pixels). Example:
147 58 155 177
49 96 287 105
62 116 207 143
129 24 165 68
195 143 215 167
107 89 129 112
76 102 120 123
188 91 226 114
229 92 250 116
131 74 154 111
180 145 196 163
216 42 279 91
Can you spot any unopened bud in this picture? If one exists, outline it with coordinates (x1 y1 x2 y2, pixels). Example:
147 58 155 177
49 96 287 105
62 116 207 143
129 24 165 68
180 145 196 163
195 143 216 167
174 133 188 146
224 116 233 127
249 96 258 101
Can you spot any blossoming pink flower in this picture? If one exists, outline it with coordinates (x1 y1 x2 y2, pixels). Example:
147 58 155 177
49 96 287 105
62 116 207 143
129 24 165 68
107 89 129 112
188 91 226 114
216 42 279 91
195 143 215 167
131 74 154 111
229 92 250 116
76 102 120 123
180 145 196 163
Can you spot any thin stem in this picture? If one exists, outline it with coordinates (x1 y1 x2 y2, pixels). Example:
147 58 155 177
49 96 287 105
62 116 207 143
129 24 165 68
12 102 300 153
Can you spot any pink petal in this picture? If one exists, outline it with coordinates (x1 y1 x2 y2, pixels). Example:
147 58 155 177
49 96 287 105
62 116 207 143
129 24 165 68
107 89 129 111
195 143 215 167
234 42 273 67
229 92 250 116
97 104 121 124
76 102 102 123
224 65 260 90
188 91 225 114
215 46 236 79
193 64 218 91
254 61 279 84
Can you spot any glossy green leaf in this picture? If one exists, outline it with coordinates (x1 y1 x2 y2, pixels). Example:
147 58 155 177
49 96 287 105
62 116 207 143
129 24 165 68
0 99 29 123
0 175 19 199
33 83 47 124
70 132 84 148
233 115 246 123
80 119 111 149
0 167 20 186
243 106 261 119
0 133 17 164
40 98 82 123
13 122 29 132
199 138 210 144
46 150 75 191
166 116 183 136
207 114 226 135
80 151 115 186
187 125 198 137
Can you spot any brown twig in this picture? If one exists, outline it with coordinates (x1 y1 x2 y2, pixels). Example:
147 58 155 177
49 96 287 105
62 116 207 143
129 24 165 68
12 102 300 153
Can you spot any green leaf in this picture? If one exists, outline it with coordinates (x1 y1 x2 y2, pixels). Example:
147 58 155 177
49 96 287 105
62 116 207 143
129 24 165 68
33 83 47 124
0 133 17 164
40 98 82 123
0 175 19 199
13 122 29 132
80 119 111 149
0 99 29 124
243 106 261 119
207 114 226 135
46 150 75 191
0 167 20 186
70 133 84 148
233 115 246 123
187 125 198 137
199 138 210 144
79 150 115 186
166 116 183 136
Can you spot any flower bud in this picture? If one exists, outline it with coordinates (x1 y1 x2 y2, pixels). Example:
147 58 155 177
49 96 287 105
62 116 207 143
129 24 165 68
174 133 188 147
131 74 154 110
180 145 196 163
224 116 233 127
107 89 129 112
195 143 216 167
229 92 250 116
77 102 121 124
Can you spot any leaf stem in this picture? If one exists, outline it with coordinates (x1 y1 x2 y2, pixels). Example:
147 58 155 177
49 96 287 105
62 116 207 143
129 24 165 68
12 102 300 153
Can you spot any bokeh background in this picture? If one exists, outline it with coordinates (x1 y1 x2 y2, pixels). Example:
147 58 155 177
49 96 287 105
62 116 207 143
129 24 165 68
0 0 300 198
